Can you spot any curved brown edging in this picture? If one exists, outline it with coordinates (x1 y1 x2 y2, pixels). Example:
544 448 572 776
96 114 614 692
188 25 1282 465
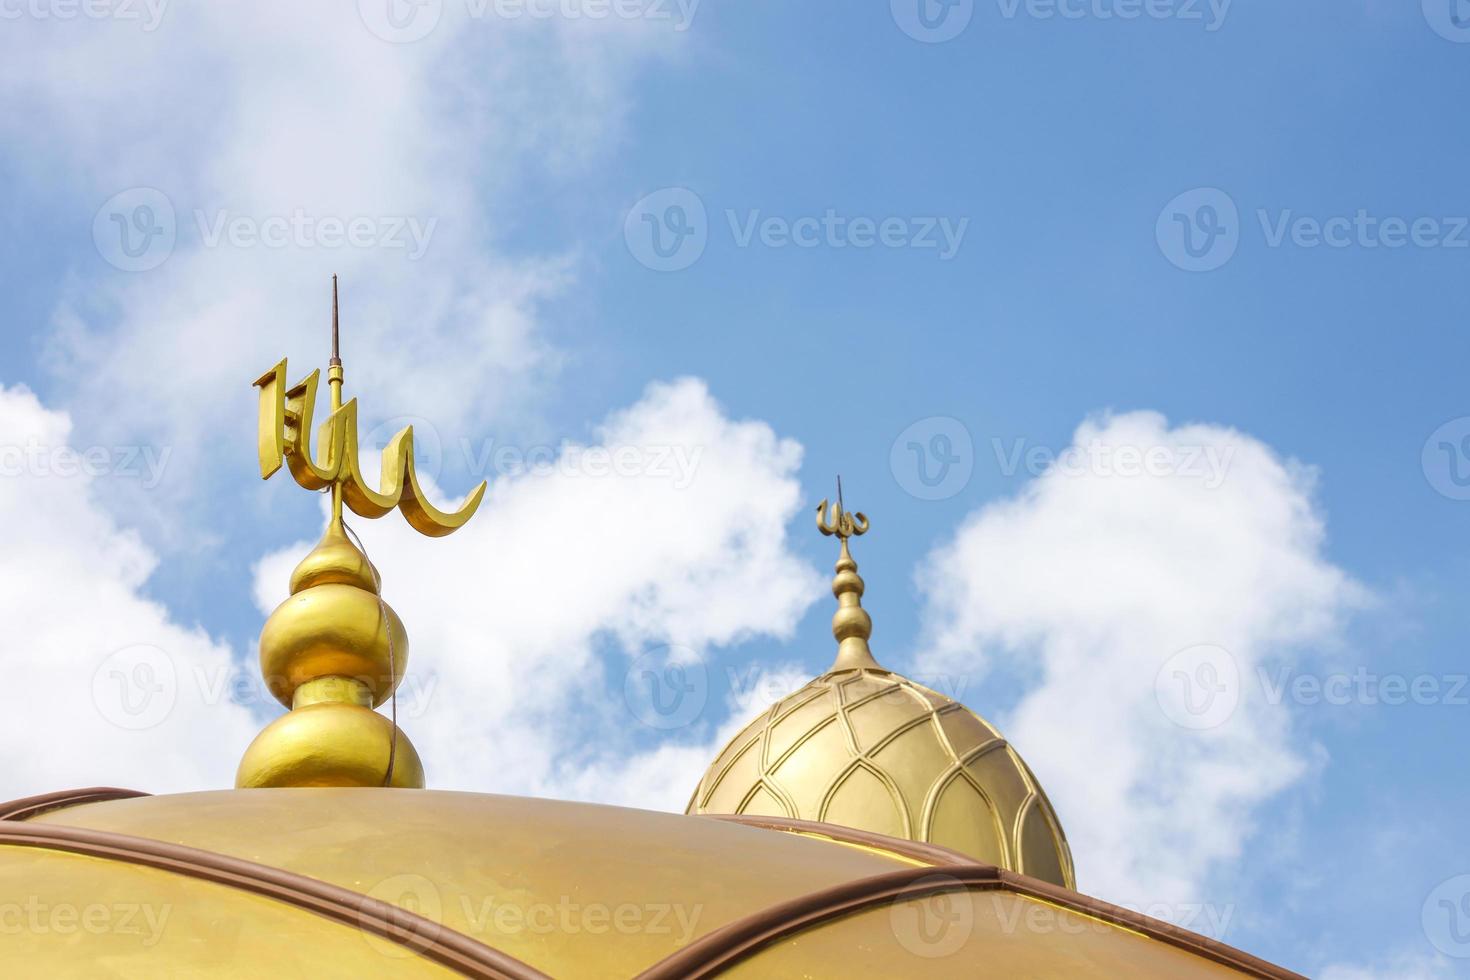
0 821 549 980
701 813 977 868
992 867 1305 980
0 787 152 822
635 865 1001 980
635 857 1304 980
1 791 1303 979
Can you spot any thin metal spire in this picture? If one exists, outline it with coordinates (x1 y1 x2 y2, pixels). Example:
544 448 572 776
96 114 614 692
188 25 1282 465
330 274 341 368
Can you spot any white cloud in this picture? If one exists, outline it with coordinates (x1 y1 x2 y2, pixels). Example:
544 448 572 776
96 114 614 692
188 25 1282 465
0 385 257 799
252 378 822 809
0 4 690 538
914 411 1361 911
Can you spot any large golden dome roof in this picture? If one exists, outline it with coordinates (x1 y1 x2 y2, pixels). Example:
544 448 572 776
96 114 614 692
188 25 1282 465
0 786 1297 978
687 498 1075 888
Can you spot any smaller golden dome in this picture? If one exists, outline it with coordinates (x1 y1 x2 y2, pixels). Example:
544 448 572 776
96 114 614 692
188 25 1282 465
687 496 1075 888
687 666 1075 888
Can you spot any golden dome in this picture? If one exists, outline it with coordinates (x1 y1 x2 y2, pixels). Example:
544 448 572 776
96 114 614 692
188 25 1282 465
687 497 1076 889
0 786 1296 978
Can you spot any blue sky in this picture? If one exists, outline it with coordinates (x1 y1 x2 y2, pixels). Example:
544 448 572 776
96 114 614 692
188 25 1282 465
1 2 1468 976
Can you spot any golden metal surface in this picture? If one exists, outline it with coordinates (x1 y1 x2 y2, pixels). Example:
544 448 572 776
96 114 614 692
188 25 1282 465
723 892 1252 979
240 488 426 789
0 845 456 977
288 517 380 593
23 790 1277 978
255 358 485 536
238 285 485 789
259 579 409 708
293 676 374 709
689 498 1076 889
235 702 425 789
34 790 916 979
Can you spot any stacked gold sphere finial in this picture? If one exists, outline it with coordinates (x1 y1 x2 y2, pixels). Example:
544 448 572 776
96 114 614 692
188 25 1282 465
688 482 1076 888
235 278 487 789
816 478 882 673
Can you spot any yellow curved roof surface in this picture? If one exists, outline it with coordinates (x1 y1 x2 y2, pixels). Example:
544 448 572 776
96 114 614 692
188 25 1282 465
0 788 1297 978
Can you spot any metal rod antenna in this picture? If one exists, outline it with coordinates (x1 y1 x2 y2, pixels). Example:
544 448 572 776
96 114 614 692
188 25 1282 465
330 274 342 368
327 276 345 525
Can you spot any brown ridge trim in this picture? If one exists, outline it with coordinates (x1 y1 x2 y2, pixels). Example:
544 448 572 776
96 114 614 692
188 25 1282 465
0 821 549 980
700 813 976 868
0 787 152 822
635 857 1305 980
634 865 1000 980
993 867 1306 980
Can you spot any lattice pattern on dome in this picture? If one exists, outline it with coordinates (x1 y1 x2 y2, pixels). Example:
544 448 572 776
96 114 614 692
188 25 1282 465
688 494 1075 889
688 666 1075 889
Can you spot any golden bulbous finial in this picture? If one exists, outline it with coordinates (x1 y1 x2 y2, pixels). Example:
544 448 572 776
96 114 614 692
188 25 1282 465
239 510 421 791
288 517 380 594
236 279 484 790
257 520 409 711
816 480 883 674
